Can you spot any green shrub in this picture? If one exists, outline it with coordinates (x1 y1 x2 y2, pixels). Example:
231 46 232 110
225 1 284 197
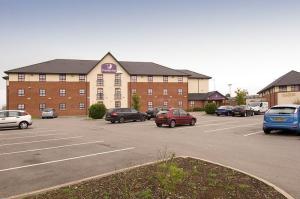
88 103 107 119
132 94 141 111
193 107 205 112
204 103 217 114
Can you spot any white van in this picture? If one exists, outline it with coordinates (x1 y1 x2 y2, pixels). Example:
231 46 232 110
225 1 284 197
248 102 269 114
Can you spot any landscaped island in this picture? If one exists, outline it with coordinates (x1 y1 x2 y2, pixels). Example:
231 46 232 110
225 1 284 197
24 157 286 199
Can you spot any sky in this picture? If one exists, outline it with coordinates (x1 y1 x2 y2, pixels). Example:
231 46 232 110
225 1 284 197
0 0 300 105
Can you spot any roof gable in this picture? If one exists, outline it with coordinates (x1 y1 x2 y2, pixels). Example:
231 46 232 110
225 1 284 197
188 91 226 101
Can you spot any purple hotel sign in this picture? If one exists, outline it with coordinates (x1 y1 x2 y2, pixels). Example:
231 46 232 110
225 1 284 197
101 63 117 73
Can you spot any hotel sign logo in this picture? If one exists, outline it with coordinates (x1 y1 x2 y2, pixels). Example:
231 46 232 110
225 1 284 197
101 63 117 73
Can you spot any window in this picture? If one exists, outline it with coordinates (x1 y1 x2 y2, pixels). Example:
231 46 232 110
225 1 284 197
131 75 137 82
291 85 300 92
18 73 25 81
163 76 168 82
59 89 66 96
115 101 121 108
178 76 183 83
148 88 153 95
179 109 188 116
59 103 66 110
39 74 46 81
39 103 46 111
79 74 86 82
190 101 195 107
148 101 153 109
115 88 121 99
97 88 104 100
115 73 121 86
59 74 66 81
132 89 137 95
148 76 153 82
0 111 5 118
172 109 180 116
178 101 183 107
163 89 168 95
18 89 25 96
18 104 25 110
8 111 19 117
79 103 85 110
79 89 85 95
279 86 287 92
39 89 46 97
163 101 168 107
97 74 104 86
178 88 183 95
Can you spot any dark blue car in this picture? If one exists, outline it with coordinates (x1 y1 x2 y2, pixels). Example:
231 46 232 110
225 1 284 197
263 104 300 134
215 106 233 116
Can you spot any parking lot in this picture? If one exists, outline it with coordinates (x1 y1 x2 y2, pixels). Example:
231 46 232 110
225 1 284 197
0 114 300 198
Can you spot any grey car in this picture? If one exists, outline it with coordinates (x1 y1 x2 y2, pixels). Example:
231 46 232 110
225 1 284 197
41 108 58 119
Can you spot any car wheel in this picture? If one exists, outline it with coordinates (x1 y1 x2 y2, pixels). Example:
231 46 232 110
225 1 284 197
216 114 220 116
156 123 162 127
263 128 271 134
119 117 125 123
140 116 146 122
19 121 28 129
169 120 176 128
111 121 115 124
190 119 196 126
42 117 45 119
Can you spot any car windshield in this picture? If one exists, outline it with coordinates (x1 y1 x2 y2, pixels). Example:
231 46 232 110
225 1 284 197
268 107 296 114
43 109 53 112
249 102 260 107
218 106 227 109
157 111 168 115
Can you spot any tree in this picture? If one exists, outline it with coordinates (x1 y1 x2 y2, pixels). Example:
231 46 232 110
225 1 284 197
88 103 107 119
235 88 248 105
204 102 217 114
132 94 141 111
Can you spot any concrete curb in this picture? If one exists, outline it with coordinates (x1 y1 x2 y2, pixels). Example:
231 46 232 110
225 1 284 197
7 156 294 199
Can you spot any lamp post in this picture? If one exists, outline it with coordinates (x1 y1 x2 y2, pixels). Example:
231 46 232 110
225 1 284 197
228 84 232 105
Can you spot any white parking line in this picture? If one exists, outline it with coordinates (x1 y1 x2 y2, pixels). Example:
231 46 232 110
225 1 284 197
173 121 242 131
244 131 263 137
204 123 260 133
0 136 83 147
0 133 60 141
0 147 135 172
0 129 57 136
0 141 104 156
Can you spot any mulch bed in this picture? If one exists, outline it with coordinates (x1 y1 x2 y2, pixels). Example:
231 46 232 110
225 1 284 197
24 157 286 199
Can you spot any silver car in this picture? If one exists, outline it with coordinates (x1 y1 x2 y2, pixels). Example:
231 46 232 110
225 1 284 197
41 108 58 119
0 110 32 129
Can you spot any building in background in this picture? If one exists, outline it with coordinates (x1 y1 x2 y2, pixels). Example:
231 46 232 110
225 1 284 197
188 91 227 109
3 52 211 116
258 70 300 107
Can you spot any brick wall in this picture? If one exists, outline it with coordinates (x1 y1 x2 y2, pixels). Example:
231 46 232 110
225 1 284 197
8 81 90 117
261 92 277 107
128 82 188 112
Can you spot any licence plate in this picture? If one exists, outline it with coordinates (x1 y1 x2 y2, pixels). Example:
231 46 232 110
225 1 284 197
273 117 285 122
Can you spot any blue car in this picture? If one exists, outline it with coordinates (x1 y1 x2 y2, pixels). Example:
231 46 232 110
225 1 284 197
263 104 300 134
215 106 233 116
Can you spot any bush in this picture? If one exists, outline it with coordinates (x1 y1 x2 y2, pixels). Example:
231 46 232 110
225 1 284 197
193 107 205 112
88 103 107 119
132 94 141 111
204 103 217 114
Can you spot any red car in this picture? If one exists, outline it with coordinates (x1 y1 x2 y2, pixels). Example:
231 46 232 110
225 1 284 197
155 108 197 128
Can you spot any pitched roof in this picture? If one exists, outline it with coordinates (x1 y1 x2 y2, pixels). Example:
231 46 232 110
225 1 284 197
258 70 300 93
177 69 211 79
188 91 227 101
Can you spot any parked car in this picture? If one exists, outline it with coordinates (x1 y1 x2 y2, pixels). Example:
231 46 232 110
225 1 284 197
155 108 197 128
105 108 147 123
215 106 233 116
41 108 58 119
232 105 255 117
0 110 32 129
248 102 269 115
263 104 300 134
146 107 168 120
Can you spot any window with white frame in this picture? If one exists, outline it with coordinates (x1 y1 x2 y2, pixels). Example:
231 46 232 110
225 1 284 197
163 89 168 95
18 73 25 81
79 89 85 95
132 89 137 95
39 74 46 81
39 89 46 97
178 88 183 95
18 104 25 110
79 74 86 82
97 88 104 100
59 74 66 81
59 89 66 96
163 101 168 108
97 74 104 86
39 103 46 111
148 88 153 95
178 101 183 107
59 103 66 110
115 88 121 99
148 101 153 109
178 76 183 83
79 103 85 110
115 101 121 108
163 76 168 82
148 76 153 82
131 75 137 82
115 73 121 86
18 89 25 96
190 101 195 107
